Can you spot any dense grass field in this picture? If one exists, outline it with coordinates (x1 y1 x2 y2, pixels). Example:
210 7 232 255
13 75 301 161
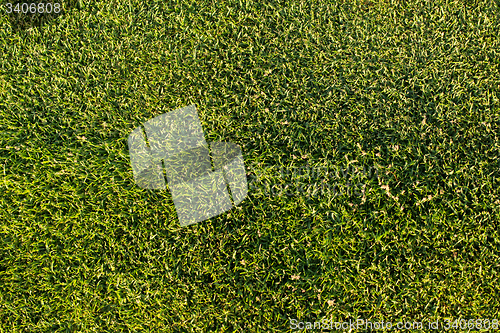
1 0 500 331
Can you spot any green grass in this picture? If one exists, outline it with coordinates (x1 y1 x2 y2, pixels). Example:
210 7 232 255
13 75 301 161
1 0 500 331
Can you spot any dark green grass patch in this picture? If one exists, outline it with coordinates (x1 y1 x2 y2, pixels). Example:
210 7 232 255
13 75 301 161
1 0 500 331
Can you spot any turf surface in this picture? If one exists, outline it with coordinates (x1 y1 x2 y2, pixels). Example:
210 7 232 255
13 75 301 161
1 0 500 331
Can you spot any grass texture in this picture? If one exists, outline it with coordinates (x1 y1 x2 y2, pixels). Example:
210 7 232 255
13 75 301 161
1 0 500 331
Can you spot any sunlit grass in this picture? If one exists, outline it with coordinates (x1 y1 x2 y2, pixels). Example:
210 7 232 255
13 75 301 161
1 0 500 331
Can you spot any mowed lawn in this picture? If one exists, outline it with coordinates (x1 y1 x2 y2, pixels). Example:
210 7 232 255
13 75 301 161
1 0 500 331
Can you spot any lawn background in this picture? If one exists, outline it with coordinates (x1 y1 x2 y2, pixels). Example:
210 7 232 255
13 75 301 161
1 0 500 331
